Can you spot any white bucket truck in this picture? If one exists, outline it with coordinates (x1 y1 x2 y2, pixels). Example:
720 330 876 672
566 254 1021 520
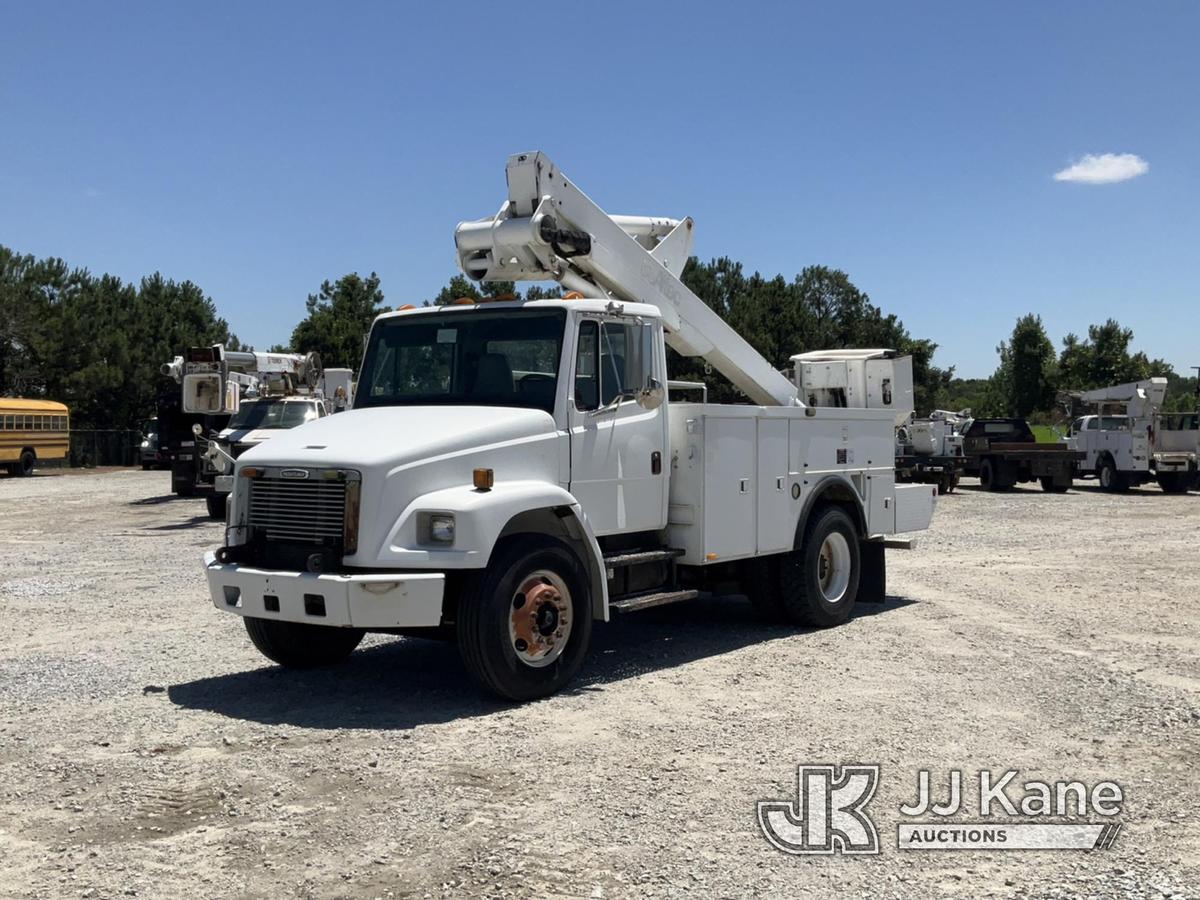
165 345 353 518
1066 378 1198 493
202 152 937 700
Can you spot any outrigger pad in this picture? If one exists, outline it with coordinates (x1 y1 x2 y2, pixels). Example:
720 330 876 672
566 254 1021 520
858 540 886 604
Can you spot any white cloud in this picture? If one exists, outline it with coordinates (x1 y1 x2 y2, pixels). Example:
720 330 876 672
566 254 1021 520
1053 153 1148 185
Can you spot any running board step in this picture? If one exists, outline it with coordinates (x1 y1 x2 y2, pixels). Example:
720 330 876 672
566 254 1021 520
603 548 685 568
609 589 699 614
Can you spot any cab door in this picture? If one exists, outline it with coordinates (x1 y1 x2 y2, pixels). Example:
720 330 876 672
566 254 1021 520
568 317 668 536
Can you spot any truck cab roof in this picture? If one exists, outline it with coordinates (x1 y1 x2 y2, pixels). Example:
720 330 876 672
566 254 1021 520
963 418 1035 442
374 298 664 326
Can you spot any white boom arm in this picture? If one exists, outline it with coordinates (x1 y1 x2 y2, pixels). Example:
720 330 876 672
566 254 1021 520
455 151 800 407
1077 378 1167 419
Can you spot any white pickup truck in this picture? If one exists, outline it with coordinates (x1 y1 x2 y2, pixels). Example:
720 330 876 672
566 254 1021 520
202 152 937 700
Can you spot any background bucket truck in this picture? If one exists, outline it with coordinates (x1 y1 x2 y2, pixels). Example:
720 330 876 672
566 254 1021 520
161 345 351 517
1065 378 1199 493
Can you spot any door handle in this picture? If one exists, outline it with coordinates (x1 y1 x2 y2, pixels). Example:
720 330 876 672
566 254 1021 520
651 451 662 475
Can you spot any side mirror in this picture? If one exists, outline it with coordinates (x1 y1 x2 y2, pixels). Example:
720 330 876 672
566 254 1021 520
634 322 664 410
636 377 666 411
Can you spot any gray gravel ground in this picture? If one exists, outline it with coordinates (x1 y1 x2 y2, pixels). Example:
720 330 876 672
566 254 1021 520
0 469 1197 899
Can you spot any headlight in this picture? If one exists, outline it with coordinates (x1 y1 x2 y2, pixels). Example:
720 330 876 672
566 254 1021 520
140 440 149 448
428 514 455 543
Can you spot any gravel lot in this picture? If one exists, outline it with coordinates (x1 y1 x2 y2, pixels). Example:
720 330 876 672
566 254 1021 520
1 469 1197 899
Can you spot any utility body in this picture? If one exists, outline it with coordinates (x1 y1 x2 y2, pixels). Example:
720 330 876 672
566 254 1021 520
202 152 937 700
1066 379 1199 493
959 418 1081 492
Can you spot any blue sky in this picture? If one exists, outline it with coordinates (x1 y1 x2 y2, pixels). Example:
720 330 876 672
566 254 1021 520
2 2 1196 378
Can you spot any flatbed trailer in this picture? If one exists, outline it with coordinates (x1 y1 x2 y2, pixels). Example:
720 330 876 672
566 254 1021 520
960 418 1083 492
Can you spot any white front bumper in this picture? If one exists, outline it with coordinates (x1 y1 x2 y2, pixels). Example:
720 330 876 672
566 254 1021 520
203 552 445 628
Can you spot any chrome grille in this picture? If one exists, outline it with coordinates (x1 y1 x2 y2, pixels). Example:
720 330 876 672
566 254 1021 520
248 476 347 544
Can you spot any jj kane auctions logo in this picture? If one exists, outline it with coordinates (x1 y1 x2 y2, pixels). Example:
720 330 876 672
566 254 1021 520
758 765 1123 854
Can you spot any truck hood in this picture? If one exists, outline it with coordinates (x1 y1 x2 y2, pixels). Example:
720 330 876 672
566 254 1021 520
237 405 559 470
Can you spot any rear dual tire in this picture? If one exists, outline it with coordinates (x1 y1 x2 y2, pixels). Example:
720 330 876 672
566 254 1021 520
744 507 861 629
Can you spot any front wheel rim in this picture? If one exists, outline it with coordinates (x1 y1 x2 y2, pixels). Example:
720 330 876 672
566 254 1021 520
508 570 572 668
816 533 852 604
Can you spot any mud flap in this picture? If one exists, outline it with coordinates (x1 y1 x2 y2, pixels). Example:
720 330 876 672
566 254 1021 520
858 540 886 604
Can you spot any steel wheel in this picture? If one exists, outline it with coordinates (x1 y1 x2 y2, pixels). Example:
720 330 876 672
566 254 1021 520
816 532 852 604
778 506 861 628
508 570 573 668
457 536 593 701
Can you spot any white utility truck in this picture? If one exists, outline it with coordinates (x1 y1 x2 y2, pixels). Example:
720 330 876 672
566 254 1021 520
1067 378 1199 493
202 152 937 700
895 408 971 494
202 368 354 519
164 345 333 517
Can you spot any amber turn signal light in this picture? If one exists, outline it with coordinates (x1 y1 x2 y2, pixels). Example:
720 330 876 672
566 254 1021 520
473 468 494 491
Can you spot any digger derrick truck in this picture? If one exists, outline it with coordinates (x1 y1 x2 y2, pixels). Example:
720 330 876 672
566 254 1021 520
202 152 937 700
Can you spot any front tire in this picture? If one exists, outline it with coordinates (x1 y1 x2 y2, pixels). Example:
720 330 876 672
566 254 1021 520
206 494 228 519
457 536 593 702
777 507 861 628
1098 458 1127 492
979 458 1003 492
244 617 364 668
1157 472 1191 494
1040 476 1069 493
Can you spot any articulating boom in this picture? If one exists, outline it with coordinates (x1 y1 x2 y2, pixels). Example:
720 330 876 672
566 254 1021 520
454 151 800 407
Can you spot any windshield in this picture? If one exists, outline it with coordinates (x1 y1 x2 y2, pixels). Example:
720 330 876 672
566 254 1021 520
228 400 320 430
356 308 566 413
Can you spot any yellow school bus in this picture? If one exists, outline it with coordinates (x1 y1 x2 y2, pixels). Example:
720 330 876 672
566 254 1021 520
0 399 70 476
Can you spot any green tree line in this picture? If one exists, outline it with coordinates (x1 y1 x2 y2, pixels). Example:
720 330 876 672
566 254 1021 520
6 240 1191 434
0 246 239 431
943 314 1196 421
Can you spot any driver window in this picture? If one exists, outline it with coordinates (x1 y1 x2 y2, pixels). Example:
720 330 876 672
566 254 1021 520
575 319 652 411
600 322 629 406
575 321 599 411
